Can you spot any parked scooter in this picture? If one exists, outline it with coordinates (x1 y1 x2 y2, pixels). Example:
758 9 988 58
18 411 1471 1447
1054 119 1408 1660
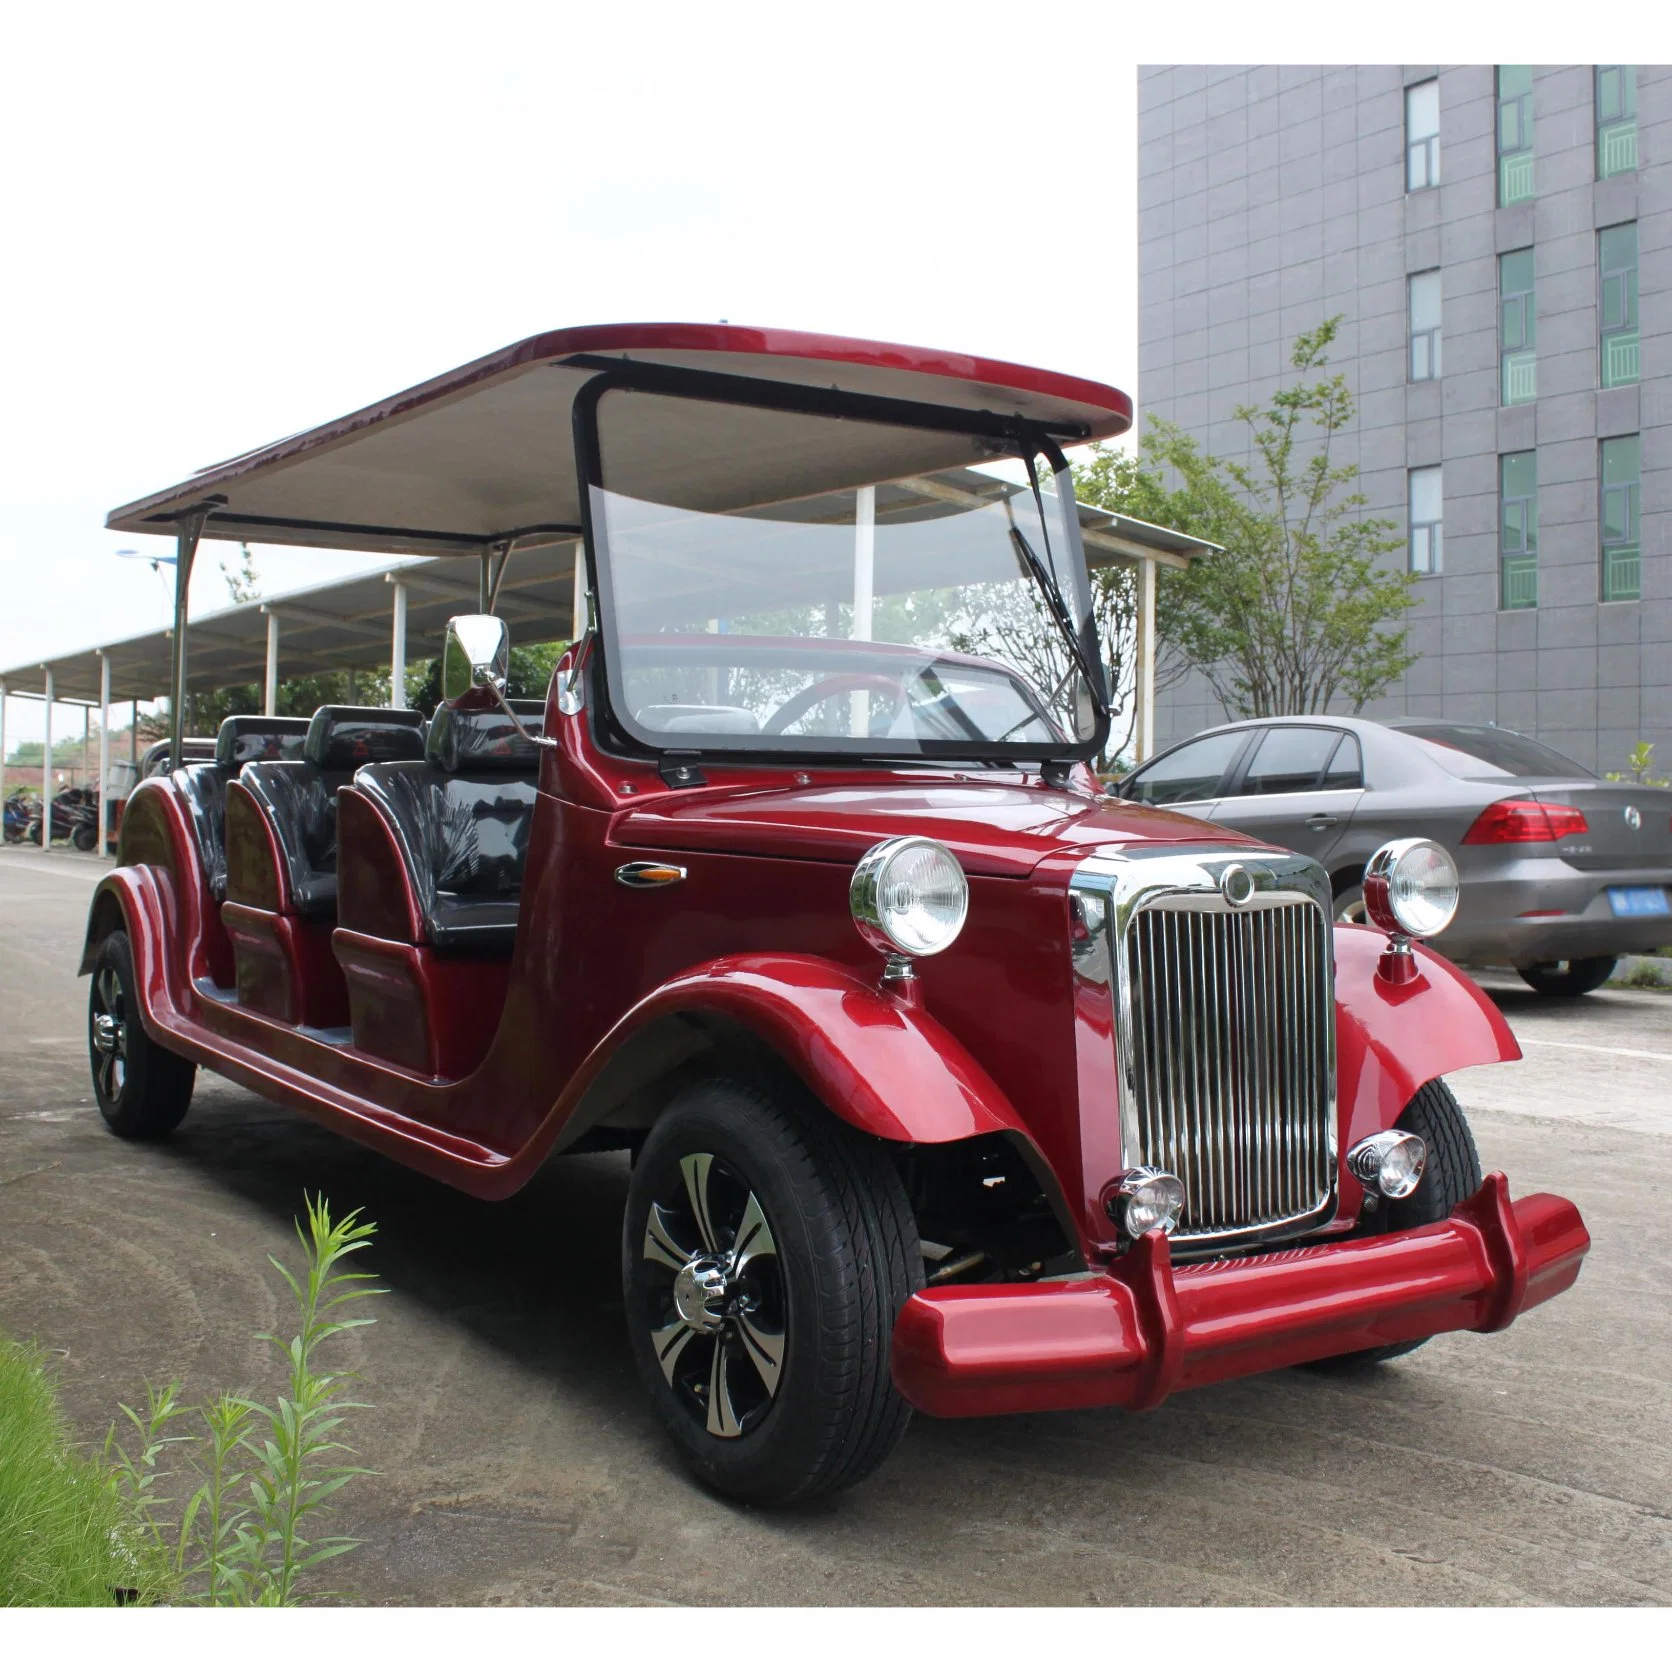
14 787 98 850
2 789 35 844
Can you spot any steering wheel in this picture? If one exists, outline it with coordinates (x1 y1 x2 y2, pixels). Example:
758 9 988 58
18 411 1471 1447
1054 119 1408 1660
761 672 910 736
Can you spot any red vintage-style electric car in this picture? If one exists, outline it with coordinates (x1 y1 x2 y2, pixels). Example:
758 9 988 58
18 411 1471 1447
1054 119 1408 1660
82 325 1589 1505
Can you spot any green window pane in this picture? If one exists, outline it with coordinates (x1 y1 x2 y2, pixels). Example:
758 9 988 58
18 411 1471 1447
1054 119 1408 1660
1498 65 1533 99
1500 248 1534 294
1600 222 1637 274
1602 434 1640 486
1502 451 1537 503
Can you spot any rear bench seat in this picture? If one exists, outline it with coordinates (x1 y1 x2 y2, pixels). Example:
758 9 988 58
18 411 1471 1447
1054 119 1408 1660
343 699 541 955
175 715 309 901
236 705 428 918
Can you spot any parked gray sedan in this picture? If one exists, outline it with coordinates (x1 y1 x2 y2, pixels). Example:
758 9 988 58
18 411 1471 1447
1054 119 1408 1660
1115 716 1672 995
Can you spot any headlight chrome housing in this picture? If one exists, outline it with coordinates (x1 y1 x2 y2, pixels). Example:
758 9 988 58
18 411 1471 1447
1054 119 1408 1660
1363 838 1460 940
1103 1167 1187 1239
1347 1130 1427 1200
850 837 969 960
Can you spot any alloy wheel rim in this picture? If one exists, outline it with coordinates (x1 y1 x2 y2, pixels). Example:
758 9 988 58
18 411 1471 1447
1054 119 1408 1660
640 1151 785 1439
91 962 128 1102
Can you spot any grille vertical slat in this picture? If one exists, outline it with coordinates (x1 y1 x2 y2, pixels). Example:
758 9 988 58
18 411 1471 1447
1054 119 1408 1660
1124 896 1333 1241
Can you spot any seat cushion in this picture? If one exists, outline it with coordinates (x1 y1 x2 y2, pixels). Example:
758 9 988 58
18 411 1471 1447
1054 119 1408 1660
304 705 427 770
173 763 232 900
216 714 310 768
238 762 342 917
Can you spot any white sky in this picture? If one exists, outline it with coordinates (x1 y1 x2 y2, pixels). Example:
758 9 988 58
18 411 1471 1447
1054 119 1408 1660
0 4 1607 744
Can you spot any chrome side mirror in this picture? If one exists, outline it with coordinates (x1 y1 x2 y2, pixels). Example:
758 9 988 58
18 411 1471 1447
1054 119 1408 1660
442 614 510 701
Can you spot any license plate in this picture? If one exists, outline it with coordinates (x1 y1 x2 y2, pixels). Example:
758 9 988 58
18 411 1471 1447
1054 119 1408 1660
1609 886 1671 917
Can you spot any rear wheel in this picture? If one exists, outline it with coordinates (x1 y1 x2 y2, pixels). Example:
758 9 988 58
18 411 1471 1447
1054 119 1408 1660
71 822 97 852
622 1079 921 1506
1516 956 1616 997
1311 1079 1482 1369
88 931 195 1139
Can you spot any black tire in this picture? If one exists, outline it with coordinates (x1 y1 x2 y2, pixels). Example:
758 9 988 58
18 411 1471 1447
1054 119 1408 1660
24 819 42 847
622 1078 922 1506
1516 956 1617 997
88 931 195 1139
1311 1078 1482 1369
71 822 97 852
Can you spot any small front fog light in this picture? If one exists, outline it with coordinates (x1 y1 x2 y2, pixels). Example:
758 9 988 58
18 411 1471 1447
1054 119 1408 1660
1348 1130 1428 1200
1105 1167 1187 1239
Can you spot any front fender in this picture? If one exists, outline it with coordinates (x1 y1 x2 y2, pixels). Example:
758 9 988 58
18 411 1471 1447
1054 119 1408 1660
1334 922 1520 1147
562 952 1033 1148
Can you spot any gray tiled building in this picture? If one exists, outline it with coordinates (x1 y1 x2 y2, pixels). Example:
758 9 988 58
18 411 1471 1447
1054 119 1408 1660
1138 65 1669 775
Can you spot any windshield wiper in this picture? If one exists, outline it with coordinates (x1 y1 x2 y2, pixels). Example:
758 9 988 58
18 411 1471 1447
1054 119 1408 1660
1006 522 1107 718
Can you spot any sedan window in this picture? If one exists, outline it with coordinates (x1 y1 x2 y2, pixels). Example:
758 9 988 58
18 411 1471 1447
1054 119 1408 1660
1124 730 1245 804
1393 723 1588 779
1239 727 1345 796
1322 732 1363 791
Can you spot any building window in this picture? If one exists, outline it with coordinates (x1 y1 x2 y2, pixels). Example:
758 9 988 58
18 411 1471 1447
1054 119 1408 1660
1601 435 1641 602
1497 66 1535 204
1406 79 1440 190
1409 270 1442 380
1600 222 1639 388
1500 248 1536 405
1501 451 1538 610
1597 65 1637 177
1409 466 1443 574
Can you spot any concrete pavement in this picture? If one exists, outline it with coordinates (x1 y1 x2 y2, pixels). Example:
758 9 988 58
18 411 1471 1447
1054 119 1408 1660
1 848 1668 1605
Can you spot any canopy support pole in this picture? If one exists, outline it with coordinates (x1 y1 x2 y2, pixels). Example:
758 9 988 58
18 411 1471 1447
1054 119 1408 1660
389 580 408 707
264 610 281 713
168 508 210 771
478 548 492 612
1134 554 1156 764
41 667 54 849
0 681 7 806
570 543 587 641
850 485 875 737
131 701 139 766
97 654 111 857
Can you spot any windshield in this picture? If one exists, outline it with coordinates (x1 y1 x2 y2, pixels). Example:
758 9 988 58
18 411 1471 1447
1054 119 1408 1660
1392 722 1590 780
590 448 1102 761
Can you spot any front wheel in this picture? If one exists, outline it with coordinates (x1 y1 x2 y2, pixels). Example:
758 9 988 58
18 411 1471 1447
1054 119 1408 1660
71 822 97 852
1333 882 1367 925
622 1079 922 1506
1516 956 1616 997
88 931 196 1139
1311 1078 1482 1370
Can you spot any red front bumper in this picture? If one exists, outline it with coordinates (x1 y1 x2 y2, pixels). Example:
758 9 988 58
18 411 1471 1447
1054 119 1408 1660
890 1174 1589 1419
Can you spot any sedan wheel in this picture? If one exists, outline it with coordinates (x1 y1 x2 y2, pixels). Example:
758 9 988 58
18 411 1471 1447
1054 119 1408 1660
1517 957 1617 998
623 1079 921 1505
1333 883 1368 925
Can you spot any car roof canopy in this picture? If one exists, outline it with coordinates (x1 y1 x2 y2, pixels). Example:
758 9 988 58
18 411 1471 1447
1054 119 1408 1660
106 324 1134 557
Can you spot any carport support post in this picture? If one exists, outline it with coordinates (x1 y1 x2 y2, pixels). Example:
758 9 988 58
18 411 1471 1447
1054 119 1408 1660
389 579 407 708
1133 554 1156 765
850 485 875 737
264 609 280 714
0 681 7 803
167 508 210 771
97 653 111 857
41 667 53 850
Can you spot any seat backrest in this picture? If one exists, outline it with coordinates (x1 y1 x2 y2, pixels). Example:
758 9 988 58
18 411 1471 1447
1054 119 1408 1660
239 707 427 917
174 715 311 901
347 701 540 950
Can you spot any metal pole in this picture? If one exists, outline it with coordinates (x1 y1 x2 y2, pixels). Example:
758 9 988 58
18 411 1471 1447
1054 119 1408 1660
0 681 7 806
42 667 54 849
389 579 408 707
570 542 587 641
264 609 280 713
168 509 209 770
479 548 491 612
98 654 111 857
130 700 139 766
850 485 875 737
1134 554 1157 764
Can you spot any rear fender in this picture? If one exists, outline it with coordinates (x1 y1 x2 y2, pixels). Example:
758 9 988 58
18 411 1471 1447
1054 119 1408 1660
1334 922 1520 1148
559 953 1032 1149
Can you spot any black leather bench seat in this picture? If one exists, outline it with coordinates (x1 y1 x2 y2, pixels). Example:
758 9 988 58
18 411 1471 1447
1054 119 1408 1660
239 706 428 918
175 715 310 901
353 700 542 954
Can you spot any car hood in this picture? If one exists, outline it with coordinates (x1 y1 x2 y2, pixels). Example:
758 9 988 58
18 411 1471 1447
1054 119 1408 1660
612 779 1251 877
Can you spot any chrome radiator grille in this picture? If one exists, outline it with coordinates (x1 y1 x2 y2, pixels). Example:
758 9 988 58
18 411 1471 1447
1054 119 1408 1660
1122 895 1334 1242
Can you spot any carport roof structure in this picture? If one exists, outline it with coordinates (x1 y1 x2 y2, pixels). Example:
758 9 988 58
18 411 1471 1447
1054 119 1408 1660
0 469 1214 707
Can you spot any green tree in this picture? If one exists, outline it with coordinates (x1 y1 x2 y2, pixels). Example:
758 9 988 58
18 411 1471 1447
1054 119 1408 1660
1075 317 1416 719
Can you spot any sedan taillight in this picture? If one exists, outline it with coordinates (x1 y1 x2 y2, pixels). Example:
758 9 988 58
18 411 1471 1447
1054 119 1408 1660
1462 799 1590 844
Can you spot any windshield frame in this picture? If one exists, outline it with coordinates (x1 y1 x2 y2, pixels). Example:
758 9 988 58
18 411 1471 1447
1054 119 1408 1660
570 361 1111 768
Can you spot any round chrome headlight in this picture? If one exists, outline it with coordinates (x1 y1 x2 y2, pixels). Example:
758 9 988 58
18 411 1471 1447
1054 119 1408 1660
1363 838 1460 939
850 837 969 958
1348 1130 1428 1200
1104 1167 1187 1239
